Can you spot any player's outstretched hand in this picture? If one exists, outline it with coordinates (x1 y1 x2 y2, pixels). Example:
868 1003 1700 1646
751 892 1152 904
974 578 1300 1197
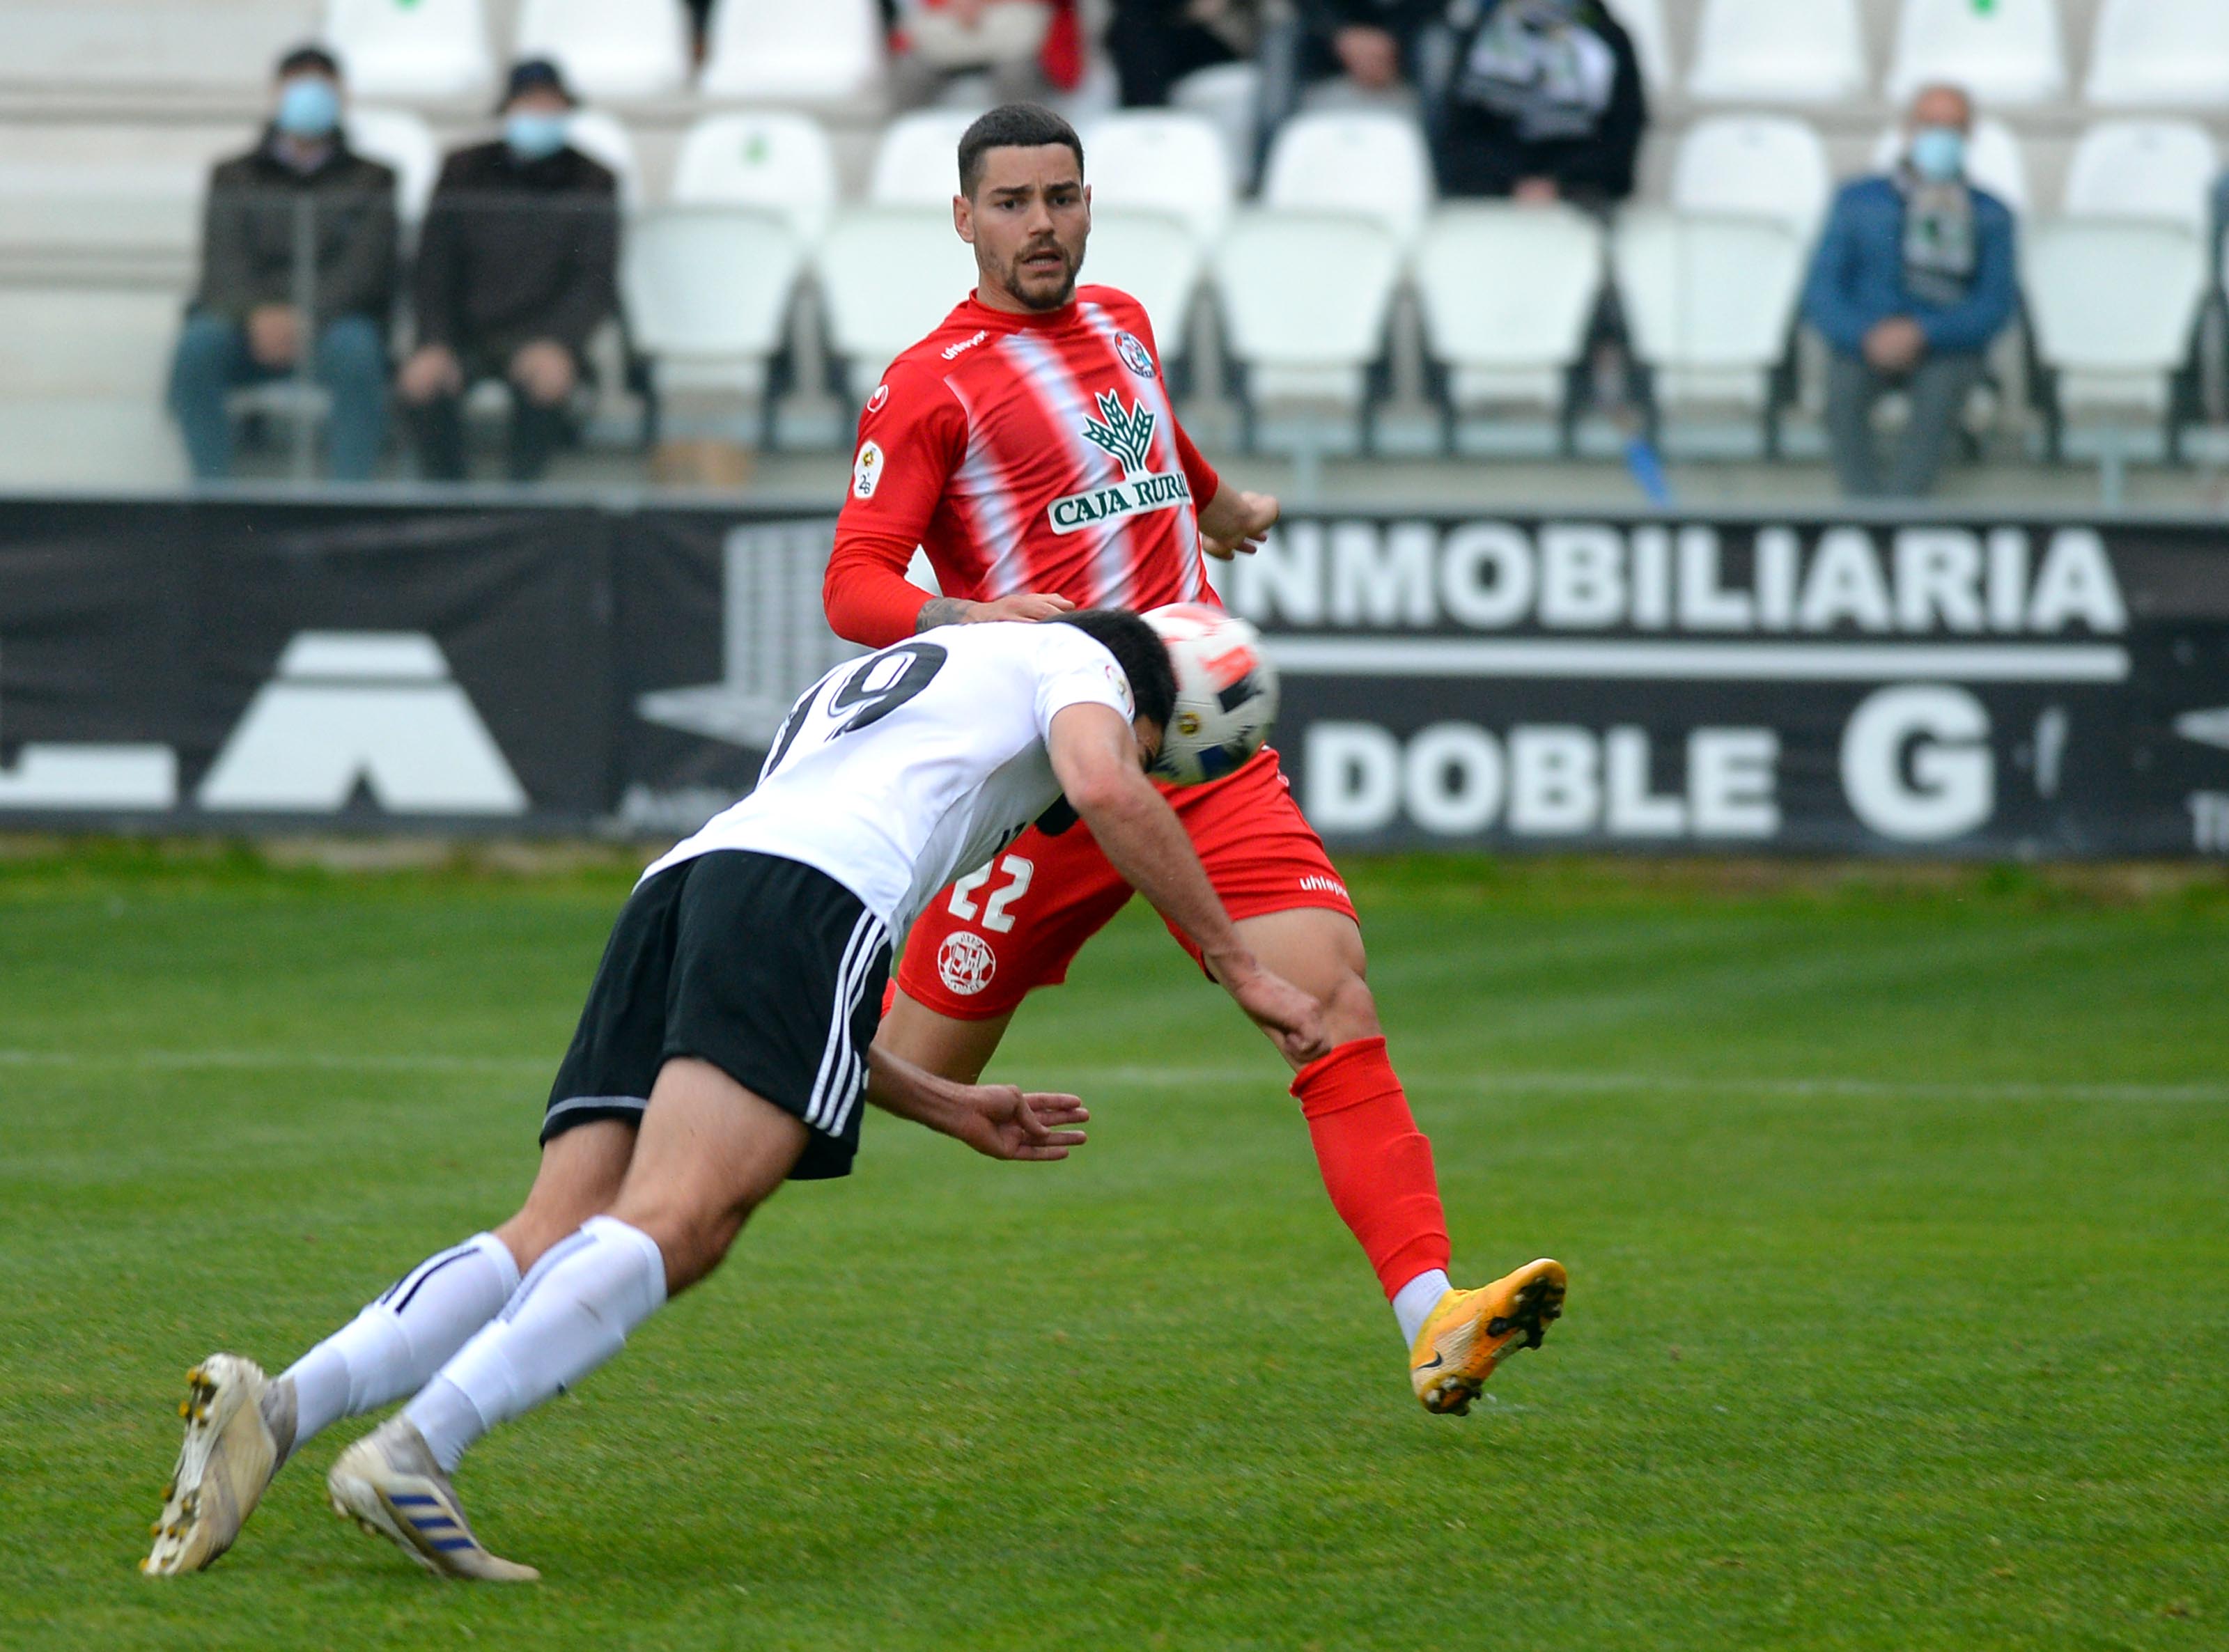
950 1083 1090 1162
1227 967 1330 1066
1200 488 1280 561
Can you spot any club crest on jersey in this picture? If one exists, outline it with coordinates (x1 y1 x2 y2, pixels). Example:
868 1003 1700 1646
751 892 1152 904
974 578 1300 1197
1114 329 1155 380
1050 391 1192 536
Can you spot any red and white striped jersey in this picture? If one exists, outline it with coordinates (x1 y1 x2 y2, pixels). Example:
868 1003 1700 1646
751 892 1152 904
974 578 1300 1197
826 286 1224 647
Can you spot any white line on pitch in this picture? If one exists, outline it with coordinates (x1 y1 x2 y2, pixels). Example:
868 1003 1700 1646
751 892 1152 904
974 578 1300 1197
2 1048 2217 1104
1262 638 2131 683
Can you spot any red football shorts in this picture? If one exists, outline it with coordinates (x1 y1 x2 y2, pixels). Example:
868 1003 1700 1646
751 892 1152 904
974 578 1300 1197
895 747 1360 1020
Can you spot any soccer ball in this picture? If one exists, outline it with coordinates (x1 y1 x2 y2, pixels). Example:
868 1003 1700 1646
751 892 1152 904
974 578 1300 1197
1142 603 1280 787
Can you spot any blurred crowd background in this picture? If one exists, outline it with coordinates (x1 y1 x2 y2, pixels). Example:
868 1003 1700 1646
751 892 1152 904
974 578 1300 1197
6 0 2229 510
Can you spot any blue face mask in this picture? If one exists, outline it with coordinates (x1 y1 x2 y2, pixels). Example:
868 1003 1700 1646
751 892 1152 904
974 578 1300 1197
505 111 570 164
274 76 340 139
1909 125 1966 183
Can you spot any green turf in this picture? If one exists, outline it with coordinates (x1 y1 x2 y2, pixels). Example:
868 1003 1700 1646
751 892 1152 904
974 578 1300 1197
2 848 2224 1650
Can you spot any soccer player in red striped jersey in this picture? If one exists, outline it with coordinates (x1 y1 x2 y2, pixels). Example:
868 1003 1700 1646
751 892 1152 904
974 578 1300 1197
824 104 1564 1415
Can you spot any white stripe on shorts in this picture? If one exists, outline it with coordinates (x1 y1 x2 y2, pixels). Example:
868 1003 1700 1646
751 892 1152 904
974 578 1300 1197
806 910 880 1130
823 919 890 1138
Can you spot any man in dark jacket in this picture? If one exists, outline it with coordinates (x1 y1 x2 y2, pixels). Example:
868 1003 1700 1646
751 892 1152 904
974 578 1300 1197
397 59 619 483
1434 0 1647 205
1802 84 2019 499
167 44 397 482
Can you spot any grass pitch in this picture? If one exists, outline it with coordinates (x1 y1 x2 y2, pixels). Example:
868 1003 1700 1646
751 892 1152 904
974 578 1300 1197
1 847 2224 1651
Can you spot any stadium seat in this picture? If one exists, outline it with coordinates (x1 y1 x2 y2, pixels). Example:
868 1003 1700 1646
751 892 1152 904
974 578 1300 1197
343 108 437 228
672 113 840 247
1079 112 1233 243
1600 0 1675 94
564 109 644 212
1075 211 1202 371
869 110 979 207
1213 210 1402 447
1411 203 1605 442
1885 0 2065 107
623 208 805 441
700 0 883 104
2086 0 2229 109
0 1 313 89
1168 61 1261 190
1610 209 1808 447
515 0 688 101
1869 118 2030 215
1671 116 1833 241
323 0 495 101
1686 0 1866 104
816 208 981 405
2063 122 2216 233
2024 218 2207 447
1259 112 1434 249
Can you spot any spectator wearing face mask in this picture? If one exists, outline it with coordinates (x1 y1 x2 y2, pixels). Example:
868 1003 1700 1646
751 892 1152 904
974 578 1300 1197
167 44 398 482
397 59 619 483
1434 0 1646 207
1801 84 2018 500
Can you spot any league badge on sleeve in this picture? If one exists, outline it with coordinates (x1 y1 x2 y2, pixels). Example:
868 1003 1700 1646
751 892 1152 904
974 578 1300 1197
1114 330 1156 380
851 441 884 500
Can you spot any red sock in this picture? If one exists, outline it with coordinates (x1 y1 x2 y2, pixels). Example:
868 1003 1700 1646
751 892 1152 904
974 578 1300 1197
1290 1036 1450 1299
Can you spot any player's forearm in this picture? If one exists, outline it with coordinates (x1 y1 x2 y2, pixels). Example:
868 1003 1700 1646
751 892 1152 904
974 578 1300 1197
915 597 972 632
862 1042 970 1137
1071 776 1255 983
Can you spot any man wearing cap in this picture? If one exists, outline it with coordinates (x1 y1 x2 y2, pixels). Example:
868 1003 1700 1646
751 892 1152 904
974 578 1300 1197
397 59 620 483
167 45 398 483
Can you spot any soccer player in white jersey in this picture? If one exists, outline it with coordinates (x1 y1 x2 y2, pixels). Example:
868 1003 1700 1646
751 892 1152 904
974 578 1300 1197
144 610 1326 1582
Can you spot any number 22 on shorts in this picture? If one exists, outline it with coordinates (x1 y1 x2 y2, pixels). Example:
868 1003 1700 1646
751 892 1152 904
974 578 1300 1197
948 855 1034 933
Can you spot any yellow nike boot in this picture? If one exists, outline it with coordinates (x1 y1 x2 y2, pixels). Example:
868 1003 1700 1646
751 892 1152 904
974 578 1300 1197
1408 1259 1567 1415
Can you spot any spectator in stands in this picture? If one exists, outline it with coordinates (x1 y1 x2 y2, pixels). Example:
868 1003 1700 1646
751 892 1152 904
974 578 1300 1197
167 44 396 483
887 0 1056 109
1266 0 1440 116
1434 0 1646 207
398 60 619 484
1105 1 1263 109
1802 84 2018 501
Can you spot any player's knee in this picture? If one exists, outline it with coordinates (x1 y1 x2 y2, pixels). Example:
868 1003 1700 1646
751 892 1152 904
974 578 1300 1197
1319 970 1382 1046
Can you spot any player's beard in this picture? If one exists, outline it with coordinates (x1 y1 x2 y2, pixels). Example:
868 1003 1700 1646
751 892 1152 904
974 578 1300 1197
1004 236 1082 311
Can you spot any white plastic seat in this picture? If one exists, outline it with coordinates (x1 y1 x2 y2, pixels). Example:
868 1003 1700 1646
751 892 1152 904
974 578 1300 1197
1869 118 2030 215
2063 122 2216 233
1670 116 1832 241
1259 113 1433 249
1600 0 1674 95
1080 111 1233 243
673 113 840 247
342 107 438 231
1213 210 1401 416
868 109 979 207
1413 204 1604 414
701 0 883 103
564 109 643 212
816 208 980 403
623 208 805 404
323 0 494 100
1886 0 2065 107
2086 0 2229 109
2024 219 2207 416
1169 61 1261 190
1073 210 1200 364
515 0 688 100
1686 0 1865 104
1611 209 1807 413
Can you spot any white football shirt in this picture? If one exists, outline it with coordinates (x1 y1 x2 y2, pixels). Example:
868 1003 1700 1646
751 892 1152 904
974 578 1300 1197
643 621 1136 936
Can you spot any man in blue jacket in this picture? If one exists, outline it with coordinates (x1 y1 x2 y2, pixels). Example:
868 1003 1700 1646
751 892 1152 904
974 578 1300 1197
1801 84 2018 499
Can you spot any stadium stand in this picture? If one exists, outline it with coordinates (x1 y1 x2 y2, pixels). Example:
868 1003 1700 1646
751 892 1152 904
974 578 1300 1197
699 0 885 104
343 105 440 229
868 109 981 206
1685 0 1867 105
1259 111 1433 248
565 107 645 210
1670 116 1834 240
1885 0 2067 107
2063 120 2216 231
321 0 497 102
1869 116 2030 213
1600 0 1674 95
1079 110 1234 242
815 206 980 405
1073 209 1202 371
670 112 842 247
2083 0 2229 109
621 206 803 444
514 0 690 102
2024 217 2209 455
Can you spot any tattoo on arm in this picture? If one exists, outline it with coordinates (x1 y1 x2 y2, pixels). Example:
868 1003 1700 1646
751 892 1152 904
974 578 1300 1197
916 597 972 632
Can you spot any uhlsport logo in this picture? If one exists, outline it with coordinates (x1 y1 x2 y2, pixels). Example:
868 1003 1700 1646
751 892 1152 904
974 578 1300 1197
937 931 997 997
1048 391 1191 536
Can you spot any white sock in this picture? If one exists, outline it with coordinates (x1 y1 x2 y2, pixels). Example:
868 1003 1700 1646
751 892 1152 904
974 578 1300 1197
1392 1268 1453 1348
405 1216 667 1473
278 1231 521 1460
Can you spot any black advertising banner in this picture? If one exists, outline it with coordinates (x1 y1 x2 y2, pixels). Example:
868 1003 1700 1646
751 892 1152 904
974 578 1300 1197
1 497 2225 858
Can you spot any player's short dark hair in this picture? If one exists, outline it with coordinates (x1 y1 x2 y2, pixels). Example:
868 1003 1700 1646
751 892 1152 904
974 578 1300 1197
1052 609 1176 733
958 103 1085 198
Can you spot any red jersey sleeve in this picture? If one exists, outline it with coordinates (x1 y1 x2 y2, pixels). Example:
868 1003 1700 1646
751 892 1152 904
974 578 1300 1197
1111 295 1222 506
825 364 969 647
